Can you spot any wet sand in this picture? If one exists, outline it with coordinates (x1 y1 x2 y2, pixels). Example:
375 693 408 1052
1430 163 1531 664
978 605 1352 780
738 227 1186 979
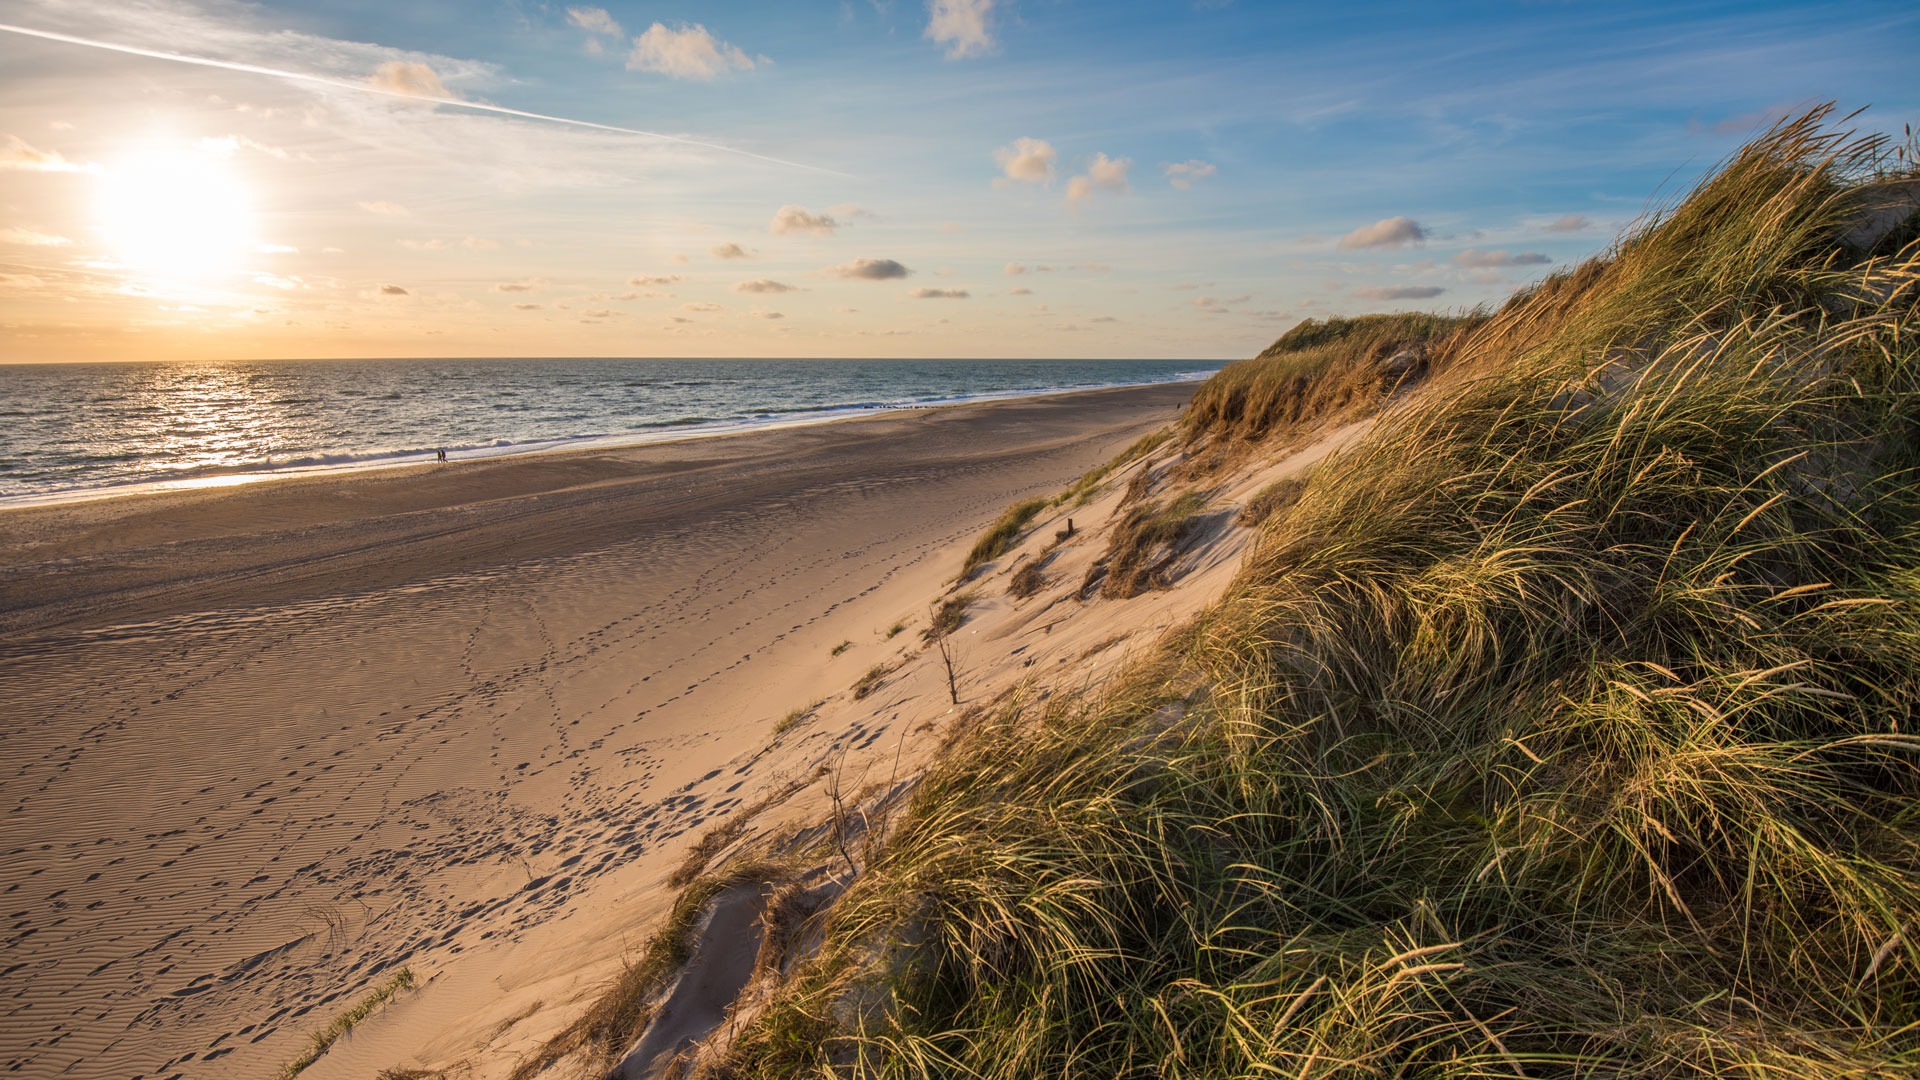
0 383 1191 1079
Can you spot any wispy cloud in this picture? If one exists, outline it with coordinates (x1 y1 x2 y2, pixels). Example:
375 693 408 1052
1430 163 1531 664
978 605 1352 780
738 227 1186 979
733 278 798 293
628 274 683 286
769 205 843 236
1339 216 1426 249
926 0 996 59
1161 159 1216 189
710 242 754 259
822 257 911 280
494 278 547 292
366 60 453 99
358 200 410 215
1541 214 1590 232
0 132 90 172
1452 249 1549 267
994 137 1056 187
1066 152 1130 212
627 22 758 80
910 286 969 298
1353 284 1444 300
0 226 71 245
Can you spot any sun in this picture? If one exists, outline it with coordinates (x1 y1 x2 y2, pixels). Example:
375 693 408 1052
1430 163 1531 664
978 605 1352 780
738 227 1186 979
98 142 257 279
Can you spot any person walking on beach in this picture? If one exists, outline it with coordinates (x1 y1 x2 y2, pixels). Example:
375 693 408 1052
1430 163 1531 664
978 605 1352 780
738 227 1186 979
436 448 447 462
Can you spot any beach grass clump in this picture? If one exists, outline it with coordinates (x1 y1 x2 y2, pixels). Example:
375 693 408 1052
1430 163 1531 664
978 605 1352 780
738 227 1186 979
960 498 1048 579
851 662 893 701
716 108 1920 1079
921 592 977 643
1007 559 1048 599
277 968 416 1080
1080 490 1208 599
1235 474 1307 526
1184 310 1486 442
1055 429 1175 507
829 639 852 657
884 620 909 640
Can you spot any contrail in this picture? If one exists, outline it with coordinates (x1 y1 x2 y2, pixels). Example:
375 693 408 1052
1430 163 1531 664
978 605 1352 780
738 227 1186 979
0 21 847 176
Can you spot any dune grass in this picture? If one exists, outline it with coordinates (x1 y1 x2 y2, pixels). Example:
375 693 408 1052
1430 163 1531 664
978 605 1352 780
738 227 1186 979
921 592 977 643
710 108 1920 1079
960 498 1049 579
277 968 415 1080
1055 429 1175 508
1080 490 1209 600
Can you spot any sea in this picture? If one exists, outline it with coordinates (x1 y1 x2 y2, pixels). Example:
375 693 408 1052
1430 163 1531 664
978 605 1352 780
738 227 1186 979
0 357 1214 505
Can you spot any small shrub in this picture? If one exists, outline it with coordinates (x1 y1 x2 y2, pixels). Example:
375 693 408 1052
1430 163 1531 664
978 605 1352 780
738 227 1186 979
852 662 892 700
884 620 908 640
829 640 851 657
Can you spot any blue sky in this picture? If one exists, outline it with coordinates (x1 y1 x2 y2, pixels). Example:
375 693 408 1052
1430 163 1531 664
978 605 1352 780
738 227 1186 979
0 0 1914 361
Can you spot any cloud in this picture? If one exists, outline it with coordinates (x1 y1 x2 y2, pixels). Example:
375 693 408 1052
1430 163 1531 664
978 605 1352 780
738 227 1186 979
910 287 969 299
629 274 683 286
1161 159 1217 189
1003 262 1026 275
822 257 911 280
463 235 499 250
681 301 725 312
567 6 624 37
367 61 454 99
1339 216 1426 249
710 242 753 259
513 302 543 310
1543 214 1590 233
751 310 784 319
494 278 547 292
379 283 409 295
1091 315 1119 323
1353 284 1445 300
994 137 1056 186
1 134 89 172
359 200 410 215
926 0 996 58
1452 249 1551 268
1008 286 1033 295
770 205 843 236
733 279 799 293
628 23 757 79
0 227 70 246
1066 153 1130 211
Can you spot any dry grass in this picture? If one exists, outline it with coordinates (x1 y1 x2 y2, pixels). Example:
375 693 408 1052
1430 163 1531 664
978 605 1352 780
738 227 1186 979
1079 491 1208 599
1055 430 1174 507
277 968 416 1080
668 779 809 889
921 592 976 643
960 498 1048 579
715 107 1920 1080
1235 474 1307 526
851 661 894 701
1007 560 1048 599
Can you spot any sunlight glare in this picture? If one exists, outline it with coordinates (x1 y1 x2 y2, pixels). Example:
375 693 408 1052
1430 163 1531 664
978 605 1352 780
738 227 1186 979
98 142 256 279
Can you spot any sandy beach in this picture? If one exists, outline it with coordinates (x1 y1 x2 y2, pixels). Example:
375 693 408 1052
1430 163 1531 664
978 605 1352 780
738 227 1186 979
0 383 1191 1079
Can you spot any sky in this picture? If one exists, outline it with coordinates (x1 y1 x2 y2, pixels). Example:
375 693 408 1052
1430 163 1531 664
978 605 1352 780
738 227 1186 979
0 0 1914 363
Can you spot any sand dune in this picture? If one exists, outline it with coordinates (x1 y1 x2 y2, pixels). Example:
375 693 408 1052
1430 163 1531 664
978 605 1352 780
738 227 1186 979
0 385 1189 1080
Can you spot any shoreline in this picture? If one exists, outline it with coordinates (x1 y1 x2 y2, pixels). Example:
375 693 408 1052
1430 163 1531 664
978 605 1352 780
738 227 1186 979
0 372 1214 512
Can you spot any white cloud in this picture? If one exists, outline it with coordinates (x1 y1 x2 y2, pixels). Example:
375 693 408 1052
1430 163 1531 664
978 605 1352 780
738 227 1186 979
1452 249 1550 268
733 279 799 293
910 287 970 299
567 6 624 37
1161 159 1217 189
367 61 454 99
822 257 911 280
0 134 90 172
1338 216 1426 249
1542 214 1591 232
926 0 996 58
994 137 1056 186
359 201 410 216
1003 262 1026 275
628 23 757 80
0 227 71 246
770 205 842 236
1066 152 1130 211
629 274 683 286
710 242 753 259
681 301 725 312
1353 284 1445 300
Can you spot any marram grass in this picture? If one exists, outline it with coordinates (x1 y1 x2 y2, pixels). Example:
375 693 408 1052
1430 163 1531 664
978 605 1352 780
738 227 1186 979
704 107 1920 1079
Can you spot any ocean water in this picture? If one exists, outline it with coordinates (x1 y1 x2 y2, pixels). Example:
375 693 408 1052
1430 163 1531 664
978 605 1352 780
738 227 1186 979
0 357 1213 504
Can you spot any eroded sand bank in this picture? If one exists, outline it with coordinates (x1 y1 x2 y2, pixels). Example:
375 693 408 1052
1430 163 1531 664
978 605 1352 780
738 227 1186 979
0 384 1190 1080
